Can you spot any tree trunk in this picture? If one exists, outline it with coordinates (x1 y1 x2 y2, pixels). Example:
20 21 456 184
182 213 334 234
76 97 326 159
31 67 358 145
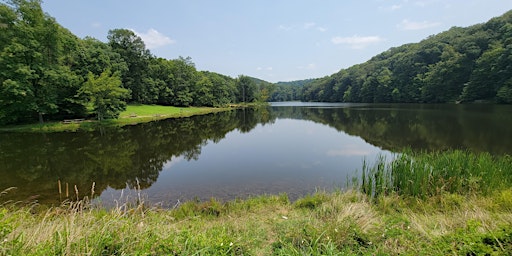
38 112 44 124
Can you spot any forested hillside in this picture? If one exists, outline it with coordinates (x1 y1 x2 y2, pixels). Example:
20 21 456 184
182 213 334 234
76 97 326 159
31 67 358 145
300 10 512 104
269 79 317 101
0 0 265 125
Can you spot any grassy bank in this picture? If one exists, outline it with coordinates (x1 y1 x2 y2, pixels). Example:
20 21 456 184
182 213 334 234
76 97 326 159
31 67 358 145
0 105 233 133
1 190 511 255
1 150 512 255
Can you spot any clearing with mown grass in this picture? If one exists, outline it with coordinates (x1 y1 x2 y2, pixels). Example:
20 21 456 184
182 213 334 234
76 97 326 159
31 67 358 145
0 104 232 133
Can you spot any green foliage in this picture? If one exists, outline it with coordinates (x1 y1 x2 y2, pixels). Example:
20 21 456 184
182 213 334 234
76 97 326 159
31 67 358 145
0 0 81 124
270 79 314 101
0 1 244 126
294 193 327 210
497 83 512 103
107 28 151 103
236 75 257 103
435 223 512 255
78 70 129 121
299 10 512 104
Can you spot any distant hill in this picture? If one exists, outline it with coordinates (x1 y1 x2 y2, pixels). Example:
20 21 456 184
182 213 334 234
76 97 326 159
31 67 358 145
275 78 318 87
297 10 512 104
269 78 319 101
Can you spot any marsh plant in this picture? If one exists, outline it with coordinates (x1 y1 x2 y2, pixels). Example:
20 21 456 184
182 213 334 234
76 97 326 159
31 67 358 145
356 150 512 199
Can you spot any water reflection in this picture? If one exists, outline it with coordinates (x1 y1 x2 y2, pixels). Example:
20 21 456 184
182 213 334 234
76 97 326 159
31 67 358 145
271 103 512 154
0 108 274 204
1 103 510 206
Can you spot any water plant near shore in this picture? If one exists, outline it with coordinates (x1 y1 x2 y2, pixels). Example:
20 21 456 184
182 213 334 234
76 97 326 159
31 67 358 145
357 150 512 200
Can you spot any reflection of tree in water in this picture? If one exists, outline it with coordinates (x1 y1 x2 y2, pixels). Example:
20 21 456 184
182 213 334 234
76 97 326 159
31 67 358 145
271 104 512 154
0 108 277 205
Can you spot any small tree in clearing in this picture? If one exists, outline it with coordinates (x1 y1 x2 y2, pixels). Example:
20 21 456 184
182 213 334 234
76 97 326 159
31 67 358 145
79 70 130 121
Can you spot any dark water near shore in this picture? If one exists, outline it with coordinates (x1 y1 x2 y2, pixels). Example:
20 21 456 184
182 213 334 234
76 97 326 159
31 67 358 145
1 103 511 206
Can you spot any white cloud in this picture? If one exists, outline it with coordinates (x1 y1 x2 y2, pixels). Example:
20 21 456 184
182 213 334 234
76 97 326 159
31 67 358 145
397 19 441 30
304 22 316 29
297 63 316 70
257 66 273 71
279 22 326 32
277 24 293 31
132 28 175 49
414 1 429 7
381 4 402 11
91 22 101 28
331 35 384 49
390 4 402 10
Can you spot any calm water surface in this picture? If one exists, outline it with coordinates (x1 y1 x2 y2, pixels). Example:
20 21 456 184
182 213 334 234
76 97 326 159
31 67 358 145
1 103 511 206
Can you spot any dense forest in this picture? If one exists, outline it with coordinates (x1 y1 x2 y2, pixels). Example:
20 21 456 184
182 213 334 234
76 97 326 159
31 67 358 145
269 79 316 102
0 0 271 125
295 10 512 104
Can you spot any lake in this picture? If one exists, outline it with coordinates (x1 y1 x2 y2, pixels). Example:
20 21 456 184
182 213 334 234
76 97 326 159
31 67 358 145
1 103 511 207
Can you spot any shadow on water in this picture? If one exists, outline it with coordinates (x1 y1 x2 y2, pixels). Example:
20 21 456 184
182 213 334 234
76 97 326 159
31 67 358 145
1 103 511 205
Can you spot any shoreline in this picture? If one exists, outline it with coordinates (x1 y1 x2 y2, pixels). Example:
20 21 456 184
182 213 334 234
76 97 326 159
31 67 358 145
0 105 238 133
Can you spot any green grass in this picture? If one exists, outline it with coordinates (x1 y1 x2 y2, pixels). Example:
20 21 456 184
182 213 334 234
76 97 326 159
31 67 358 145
1 150 512 255
356 150 512 200
1 189 511 255
0 104 233 133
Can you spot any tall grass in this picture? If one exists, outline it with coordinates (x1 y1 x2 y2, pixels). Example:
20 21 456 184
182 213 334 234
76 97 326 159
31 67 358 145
356 150 512 199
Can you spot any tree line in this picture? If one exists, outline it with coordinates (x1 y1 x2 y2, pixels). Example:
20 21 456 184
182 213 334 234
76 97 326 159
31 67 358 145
272 10 512 104
0 0 271 125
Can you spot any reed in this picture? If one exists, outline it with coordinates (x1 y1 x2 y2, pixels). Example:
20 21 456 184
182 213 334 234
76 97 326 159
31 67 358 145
355 150 512 199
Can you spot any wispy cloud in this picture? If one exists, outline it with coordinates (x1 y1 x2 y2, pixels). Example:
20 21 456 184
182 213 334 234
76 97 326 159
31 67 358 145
380 4 402 11
397 19 441 30
257 66 273 71
331 35 384 49
278 22 327 32
132 28 175 49
414 0 431 7
303 22 316 29
91 22 102 28
297 63 316 70
277 24 293 31
317 26 327 32
390 4 402 10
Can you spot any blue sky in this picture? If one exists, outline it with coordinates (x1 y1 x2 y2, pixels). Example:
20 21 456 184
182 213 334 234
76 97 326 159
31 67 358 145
42 0 512 83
